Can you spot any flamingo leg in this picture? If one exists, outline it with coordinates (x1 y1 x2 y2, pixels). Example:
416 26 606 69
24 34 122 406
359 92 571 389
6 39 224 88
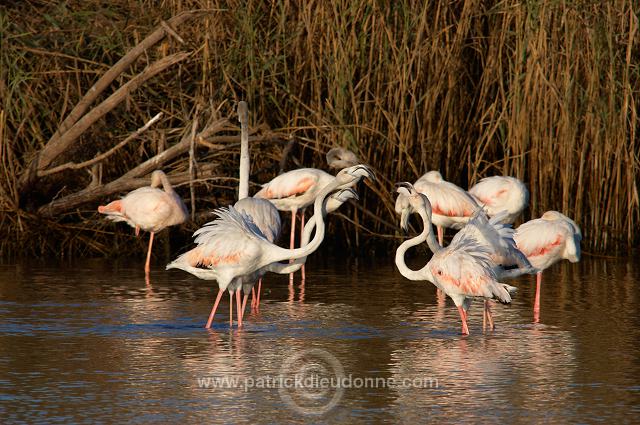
437 226 444 246
457 306 469 335
534 271 542 323
229 291 234 326
300 210 306 281
241 293 249 324
135 225 140 237
144 232 155 275
236 289 242 327
251 287 256 309
484 300 495 330
205 289 224 329
256 278 262 308
289 210 297 284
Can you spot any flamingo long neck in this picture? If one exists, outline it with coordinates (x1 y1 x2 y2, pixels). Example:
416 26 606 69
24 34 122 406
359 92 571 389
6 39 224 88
261 179 339 266
420 208 442 254
155 172 175 194
395 205 439 281
238 101 250 200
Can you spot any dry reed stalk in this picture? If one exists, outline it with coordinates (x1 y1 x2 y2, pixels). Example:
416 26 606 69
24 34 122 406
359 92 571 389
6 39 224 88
0 0 637 258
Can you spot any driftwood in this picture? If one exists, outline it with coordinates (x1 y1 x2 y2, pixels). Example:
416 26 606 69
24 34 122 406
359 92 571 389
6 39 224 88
37 117 233 217
18 10 211 196
39 113 163 177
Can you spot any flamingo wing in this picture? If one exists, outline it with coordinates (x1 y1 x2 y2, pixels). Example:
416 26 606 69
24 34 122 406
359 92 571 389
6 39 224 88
414 178 478 219
255 168 331 200
234 197 281 243
514 218 571 260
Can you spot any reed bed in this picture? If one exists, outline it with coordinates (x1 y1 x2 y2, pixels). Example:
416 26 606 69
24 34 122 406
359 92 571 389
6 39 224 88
0 0 638 258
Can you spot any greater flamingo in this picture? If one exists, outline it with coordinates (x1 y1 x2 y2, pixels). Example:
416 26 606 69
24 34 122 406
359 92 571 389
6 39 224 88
233 101 282 311
394 183 517 335
98 170 188 275
514 211 582 321
166 164 373 328
254 167 335 283
468 176 529 224
326 147 360 169
413 171 479 246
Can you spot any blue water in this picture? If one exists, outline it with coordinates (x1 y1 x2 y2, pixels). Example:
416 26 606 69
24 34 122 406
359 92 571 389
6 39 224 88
0 257 638 423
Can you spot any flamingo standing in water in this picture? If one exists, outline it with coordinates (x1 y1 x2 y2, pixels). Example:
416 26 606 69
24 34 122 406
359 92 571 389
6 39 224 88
232 101 281 311
394 183 517 335
514 211 582 321
468 176 529 224
395 183 532 331
167 164 374 328
254 167 334 283
98 170 188 275
413 171 479 246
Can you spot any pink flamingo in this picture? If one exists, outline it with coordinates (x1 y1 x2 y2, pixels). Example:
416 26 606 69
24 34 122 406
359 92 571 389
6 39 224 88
468 176 529 224
254 167 334 283
395 183 517 335
514 211 582 321
413 171 479 246
166 165 373 328
233 101 282 311
98 170 188 275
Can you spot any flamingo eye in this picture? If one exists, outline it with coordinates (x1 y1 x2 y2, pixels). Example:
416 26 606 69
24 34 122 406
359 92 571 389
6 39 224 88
436 269 443 276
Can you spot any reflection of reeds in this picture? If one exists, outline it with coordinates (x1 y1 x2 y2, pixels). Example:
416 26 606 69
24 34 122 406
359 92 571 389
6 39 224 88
0 1 638 257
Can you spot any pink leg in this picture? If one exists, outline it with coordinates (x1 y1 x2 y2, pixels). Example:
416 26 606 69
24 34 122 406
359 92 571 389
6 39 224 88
457 305 469 335
241 293 249 324
144 232 155 275
437 226 444 246
484 300 495 330
289 210 297 284
236 290 242 327
229 291 233 326
534 272 542 323
300 210 306 281
205 289 224 329
256 278 262 309
135 225 140 237
251 287 256 309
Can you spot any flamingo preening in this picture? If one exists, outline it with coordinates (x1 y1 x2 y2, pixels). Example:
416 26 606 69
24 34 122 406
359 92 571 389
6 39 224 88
394 183 528 334
514 211 582 322
166 164 374 328
468 176 529 224
254 168 334 283
98 170 188 276
326 147 360 169
413 171 480 246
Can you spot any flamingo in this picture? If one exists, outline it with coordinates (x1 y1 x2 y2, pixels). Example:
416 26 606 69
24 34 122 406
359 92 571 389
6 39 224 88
254 167 334 283
326 147 360 169
396 182 533 330
166 164 374 328
232 101 282 311
468 176 529 224
98 169 188 275
413 171 479 246
514 211 582 321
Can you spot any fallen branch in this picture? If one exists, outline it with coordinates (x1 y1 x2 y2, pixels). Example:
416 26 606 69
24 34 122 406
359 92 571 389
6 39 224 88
18 10 212 194
38 113 163 177
35 52 190 178
37 117 231 217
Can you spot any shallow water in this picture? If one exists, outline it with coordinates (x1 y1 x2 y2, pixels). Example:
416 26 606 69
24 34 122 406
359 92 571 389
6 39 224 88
0 256 638 423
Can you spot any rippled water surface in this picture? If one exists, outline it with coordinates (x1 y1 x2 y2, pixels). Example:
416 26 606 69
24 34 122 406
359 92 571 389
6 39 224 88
1 256 638 423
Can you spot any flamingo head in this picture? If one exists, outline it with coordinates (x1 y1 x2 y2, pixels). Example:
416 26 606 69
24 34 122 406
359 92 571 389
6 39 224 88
335 164 375 188
395 182 433 231
326 147 360 169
